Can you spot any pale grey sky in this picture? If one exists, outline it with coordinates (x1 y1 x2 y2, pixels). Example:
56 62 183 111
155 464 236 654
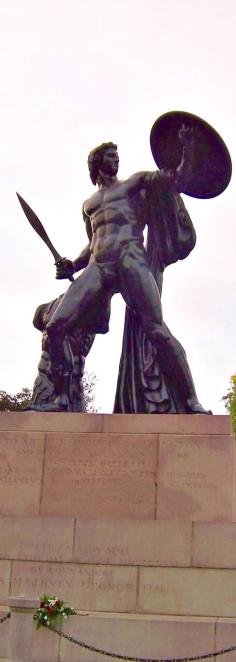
0 0 235 412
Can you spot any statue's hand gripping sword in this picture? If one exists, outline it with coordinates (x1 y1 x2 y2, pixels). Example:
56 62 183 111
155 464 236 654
16 193 74 282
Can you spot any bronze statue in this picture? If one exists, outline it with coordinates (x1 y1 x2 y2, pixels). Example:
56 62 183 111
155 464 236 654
18 111 231 414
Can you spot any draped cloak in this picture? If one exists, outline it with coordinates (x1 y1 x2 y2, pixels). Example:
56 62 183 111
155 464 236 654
114 171 197 414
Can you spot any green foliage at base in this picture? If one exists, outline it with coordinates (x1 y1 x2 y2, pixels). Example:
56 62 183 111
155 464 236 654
0 387 32 411
222 375 236 435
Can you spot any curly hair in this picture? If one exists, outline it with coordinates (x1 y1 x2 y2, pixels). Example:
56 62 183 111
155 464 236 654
88 142 117 185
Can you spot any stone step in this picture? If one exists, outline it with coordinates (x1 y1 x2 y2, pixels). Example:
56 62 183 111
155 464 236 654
34 612 236 662
2 608 236 662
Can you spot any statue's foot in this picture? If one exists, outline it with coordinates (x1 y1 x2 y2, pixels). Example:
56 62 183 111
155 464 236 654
187 398 212 415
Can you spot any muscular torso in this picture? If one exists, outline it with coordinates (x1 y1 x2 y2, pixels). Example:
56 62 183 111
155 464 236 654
83 173 147 262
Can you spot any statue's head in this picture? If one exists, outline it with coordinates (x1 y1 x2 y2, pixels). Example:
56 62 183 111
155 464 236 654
88 142 118 185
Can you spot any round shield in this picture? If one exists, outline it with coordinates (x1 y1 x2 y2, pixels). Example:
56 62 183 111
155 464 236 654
150 110 232 198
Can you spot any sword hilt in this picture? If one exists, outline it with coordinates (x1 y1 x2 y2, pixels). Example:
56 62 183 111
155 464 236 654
55 258 74 283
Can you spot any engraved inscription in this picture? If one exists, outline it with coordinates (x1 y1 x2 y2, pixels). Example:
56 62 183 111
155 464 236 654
157 434 232 520
78 542 171 565
11 563 136 600
165 439 202 456
0 542 72 562
0 434 43 485
79 544 131 558
0 432 44 515
75 520 191 567
44 434 156 481
12 563 77 593
160 438 221 493
142 583 169 594
166 471 217 490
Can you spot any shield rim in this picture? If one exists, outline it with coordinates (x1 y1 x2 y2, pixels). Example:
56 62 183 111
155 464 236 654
150 110 232 199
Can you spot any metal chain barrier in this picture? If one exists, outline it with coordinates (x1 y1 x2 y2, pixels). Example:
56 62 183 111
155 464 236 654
44 622 236 662
0 613 10 625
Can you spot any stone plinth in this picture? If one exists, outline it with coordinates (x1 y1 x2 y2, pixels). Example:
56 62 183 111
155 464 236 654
0 412 235 661
0 412 232 521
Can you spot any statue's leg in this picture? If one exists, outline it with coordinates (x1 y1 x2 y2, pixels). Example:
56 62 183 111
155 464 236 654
119 243 163 322
119 248 210 413
152 326 209 413
46 261 104 375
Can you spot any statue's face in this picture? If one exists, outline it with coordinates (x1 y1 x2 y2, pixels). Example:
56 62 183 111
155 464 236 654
101 147 119 176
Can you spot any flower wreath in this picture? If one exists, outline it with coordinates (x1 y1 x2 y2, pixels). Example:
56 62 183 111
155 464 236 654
34 594 76 630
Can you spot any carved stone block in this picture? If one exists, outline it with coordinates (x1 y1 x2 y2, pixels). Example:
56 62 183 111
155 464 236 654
0 431 44 515
157 434 233 521
11 561 138 611
0 516 74 562
0 561 11 602
74 519 192 566
138 567 236 616
60 613 216 662
102 414 231 435
40 432 157 518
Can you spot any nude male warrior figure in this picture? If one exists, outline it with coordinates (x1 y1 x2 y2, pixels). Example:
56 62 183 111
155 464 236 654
46 126 209 413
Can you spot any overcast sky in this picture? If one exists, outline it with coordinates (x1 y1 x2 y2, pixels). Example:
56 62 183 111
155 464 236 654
0 0 235 413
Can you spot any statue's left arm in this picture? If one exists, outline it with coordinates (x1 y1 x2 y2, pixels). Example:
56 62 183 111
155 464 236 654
160 124 196 193
142 128 197 268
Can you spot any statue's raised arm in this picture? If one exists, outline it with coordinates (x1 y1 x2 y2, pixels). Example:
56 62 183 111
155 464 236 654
150 110 232 199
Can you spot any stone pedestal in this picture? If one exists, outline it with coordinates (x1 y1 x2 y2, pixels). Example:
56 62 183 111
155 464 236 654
0 412 235 661
7 597 40 661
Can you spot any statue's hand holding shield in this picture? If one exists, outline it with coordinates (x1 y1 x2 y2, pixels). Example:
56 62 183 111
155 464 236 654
178 123 197 147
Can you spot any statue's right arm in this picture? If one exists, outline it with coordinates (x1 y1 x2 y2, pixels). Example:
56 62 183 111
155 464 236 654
55 205 92 280
72 204 92 272
72 242 91 273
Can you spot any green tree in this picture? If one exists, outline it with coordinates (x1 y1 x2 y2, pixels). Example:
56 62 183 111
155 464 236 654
0 387 32 411
222 375 236 435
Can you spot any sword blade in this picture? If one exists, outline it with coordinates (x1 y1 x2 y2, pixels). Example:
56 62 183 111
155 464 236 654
16 193 62 262
16 193 74 282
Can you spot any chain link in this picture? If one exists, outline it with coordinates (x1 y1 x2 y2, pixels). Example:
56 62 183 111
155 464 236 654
44 622 236 662
0 613 10 625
